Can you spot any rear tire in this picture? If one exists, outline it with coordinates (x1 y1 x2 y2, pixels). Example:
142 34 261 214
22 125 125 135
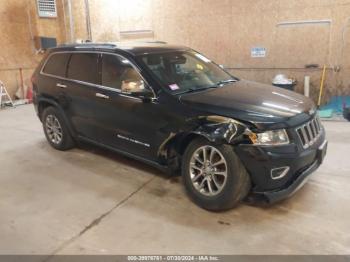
42 106 75 151
182 137 250 211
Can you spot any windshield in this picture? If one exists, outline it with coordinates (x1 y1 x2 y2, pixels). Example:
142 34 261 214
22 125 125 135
139 50 237 94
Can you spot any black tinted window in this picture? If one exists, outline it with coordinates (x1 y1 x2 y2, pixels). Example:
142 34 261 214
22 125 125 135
102 54 145 93
67 53 99 84
43 53 70 77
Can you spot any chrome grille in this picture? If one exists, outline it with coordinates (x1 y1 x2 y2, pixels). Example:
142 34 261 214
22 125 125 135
296 116 322 148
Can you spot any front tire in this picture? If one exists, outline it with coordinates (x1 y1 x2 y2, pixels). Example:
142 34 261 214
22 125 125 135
42 106 75 151
182 138 250 211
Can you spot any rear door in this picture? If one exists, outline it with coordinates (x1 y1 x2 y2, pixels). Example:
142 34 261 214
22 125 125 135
40 52 71 106
64 52 101 140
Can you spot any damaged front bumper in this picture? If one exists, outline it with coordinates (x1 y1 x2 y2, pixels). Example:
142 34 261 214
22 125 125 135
253 157 320 203
236 131 328 204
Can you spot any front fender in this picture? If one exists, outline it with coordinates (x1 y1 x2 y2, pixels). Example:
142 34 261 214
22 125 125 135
158 115 250 162
191 115 249 145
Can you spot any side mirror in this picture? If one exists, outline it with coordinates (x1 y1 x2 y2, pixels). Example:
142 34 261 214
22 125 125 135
131 90 154 103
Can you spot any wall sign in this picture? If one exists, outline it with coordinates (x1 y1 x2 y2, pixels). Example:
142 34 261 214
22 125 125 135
251 47 266 58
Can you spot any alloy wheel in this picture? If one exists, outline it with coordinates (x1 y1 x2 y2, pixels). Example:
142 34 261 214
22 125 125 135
45 114 63 145
189 145 228 196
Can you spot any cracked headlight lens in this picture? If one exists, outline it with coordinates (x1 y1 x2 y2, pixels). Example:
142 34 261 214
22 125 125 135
249 129 289 146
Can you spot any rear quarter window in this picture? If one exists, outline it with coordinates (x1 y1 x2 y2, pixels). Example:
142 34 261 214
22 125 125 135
42 53 70 77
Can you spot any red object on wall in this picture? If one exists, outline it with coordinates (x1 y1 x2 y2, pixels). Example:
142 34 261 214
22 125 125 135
19 68 24 99
26 86 33 103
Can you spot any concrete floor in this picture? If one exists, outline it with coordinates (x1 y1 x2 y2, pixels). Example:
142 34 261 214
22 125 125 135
0 104 349 255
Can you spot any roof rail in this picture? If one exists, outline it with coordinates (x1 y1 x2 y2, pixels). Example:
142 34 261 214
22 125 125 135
57 42 118 49
142 40 168 44
75 43 117 49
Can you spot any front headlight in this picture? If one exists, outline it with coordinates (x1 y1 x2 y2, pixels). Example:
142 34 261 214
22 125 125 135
249 129 289 146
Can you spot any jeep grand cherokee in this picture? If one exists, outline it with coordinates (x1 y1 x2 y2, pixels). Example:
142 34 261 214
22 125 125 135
32 42 327 211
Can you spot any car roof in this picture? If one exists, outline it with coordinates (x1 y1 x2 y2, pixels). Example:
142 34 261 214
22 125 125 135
49 42 190 56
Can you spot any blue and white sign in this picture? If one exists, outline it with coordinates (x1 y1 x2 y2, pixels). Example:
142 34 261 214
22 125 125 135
251 47 266 58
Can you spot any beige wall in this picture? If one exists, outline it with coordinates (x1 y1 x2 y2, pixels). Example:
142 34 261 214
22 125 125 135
72 0 350 104
2 0 350 104
0 0 66 98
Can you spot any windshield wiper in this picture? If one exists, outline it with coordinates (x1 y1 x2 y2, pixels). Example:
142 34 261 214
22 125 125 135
199 79 238 90
216 79 237 86
176 79 237 95
176 86 216 95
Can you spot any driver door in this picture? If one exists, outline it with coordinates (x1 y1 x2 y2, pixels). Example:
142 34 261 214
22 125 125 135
94 53 161 160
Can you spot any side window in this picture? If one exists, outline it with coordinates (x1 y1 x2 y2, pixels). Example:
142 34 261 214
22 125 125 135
67 53 99 85
42 53 70 77
102 54 145 93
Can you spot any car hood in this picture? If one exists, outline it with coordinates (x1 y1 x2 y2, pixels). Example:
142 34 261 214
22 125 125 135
179 80 316 130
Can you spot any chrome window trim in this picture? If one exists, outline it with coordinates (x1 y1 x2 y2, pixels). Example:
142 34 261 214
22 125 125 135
40 51 157 101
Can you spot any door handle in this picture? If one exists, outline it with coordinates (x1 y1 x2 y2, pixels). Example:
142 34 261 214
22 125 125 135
56 83 67 89
95 93 109 99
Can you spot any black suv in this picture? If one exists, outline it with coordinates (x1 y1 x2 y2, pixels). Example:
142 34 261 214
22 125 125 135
32 42 327 211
